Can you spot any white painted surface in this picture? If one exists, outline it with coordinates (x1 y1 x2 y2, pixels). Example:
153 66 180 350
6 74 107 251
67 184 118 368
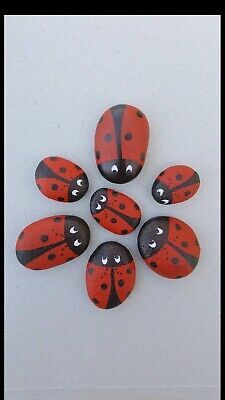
5 15 220 400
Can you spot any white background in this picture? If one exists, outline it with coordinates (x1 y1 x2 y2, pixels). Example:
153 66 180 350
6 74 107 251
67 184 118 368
5 15 220 400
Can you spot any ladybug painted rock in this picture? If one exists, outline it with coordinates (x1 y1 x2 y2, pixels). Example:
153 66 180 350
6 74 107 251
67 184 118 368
35 156 89 202
152 165 200 205
137 216 200 279
95 104 149 184
86 241 136 309
16 215 90 270
90 188 141 235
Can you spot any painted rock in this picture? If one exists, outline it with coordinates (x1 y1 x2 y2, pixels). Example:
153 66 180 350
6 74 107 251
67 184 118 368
90 188 141 235
152 165 200 205
35 156 89 202
95 104 149 183
86 241 136 309
137 216 200 279
16 215 90 270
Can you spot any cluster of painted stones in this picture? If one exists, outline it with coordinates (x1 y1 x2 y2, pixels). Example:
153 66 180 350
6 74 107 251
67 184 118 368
16 104 201 310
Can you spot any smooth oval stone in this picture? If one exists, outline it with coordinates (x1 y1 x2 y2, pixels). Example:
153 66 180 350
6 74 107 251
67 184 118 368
95 104 149 183
86 241 136 309
152 165 200 205
35 156 89 202
137 216 200 279
90 188 141 235
16 215 90 270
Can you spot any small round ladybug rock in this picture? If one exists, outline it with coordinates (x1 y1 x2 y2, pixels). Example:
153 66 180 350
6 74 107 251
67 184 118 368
86 241 136 309
95 104 149 184
90 188 141 235
16 215 90 270
152 165 200 205
137 216 200 279
35 156 89 202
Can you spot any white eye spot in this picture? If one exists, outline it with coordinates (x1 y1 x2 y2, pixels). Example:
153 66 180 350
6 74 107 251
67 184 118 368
102 257 108 265
149 240 156 248
100 195 106 202
162 199 169 204
111 165 118 172
70 227 78 234
72 189 79 196
157 189 164 196
157 228 163 235
96 203 101 210
74 239 81 246
114 255 121 263
126 165 133 172
77 179 83 187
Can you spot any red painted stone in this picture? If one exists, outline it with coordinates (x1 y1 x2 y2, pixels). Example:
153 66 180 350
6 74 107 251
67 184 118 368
138 216 200 279
95 104 149 183
35 156 89 202
16 215 90 270
90 188 141 235
86 241 136 309
152 165 200 205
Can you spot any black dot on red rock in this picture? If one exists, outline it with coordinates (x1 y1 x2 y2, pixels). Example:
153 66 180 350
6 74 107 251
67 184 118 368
181 241 188 247
137 110 143 117
172 257 179 264
105 133 112 142
150 261 157 268
175 224 181 230
67 257 74 262
95 218 100 223
125 132 132 140
50 157 57 161
19 232 24 239
176 174 183 181
101 283 108 290
96 151 101 159
126 268 132 274
140 153 145 161
48 253 56 260
54 217 62 222
41 235 48 243
52 184 58 190
88 268 94 275
112 191 118 196
93 298 99 304
111 218 117 223
57 197 64 201
185 191 191 196
119 203 125 209
118 279 124 287
60 167 66 173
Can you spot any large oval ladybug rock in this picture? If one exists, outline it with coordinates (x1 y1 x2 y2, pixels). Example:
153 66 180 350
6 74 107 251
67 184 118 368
137 216 200 279
152 165 200 205
86 241 136 309
90 188 141 235
95 104 149 184
16 215 90 270
35 156 89 202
